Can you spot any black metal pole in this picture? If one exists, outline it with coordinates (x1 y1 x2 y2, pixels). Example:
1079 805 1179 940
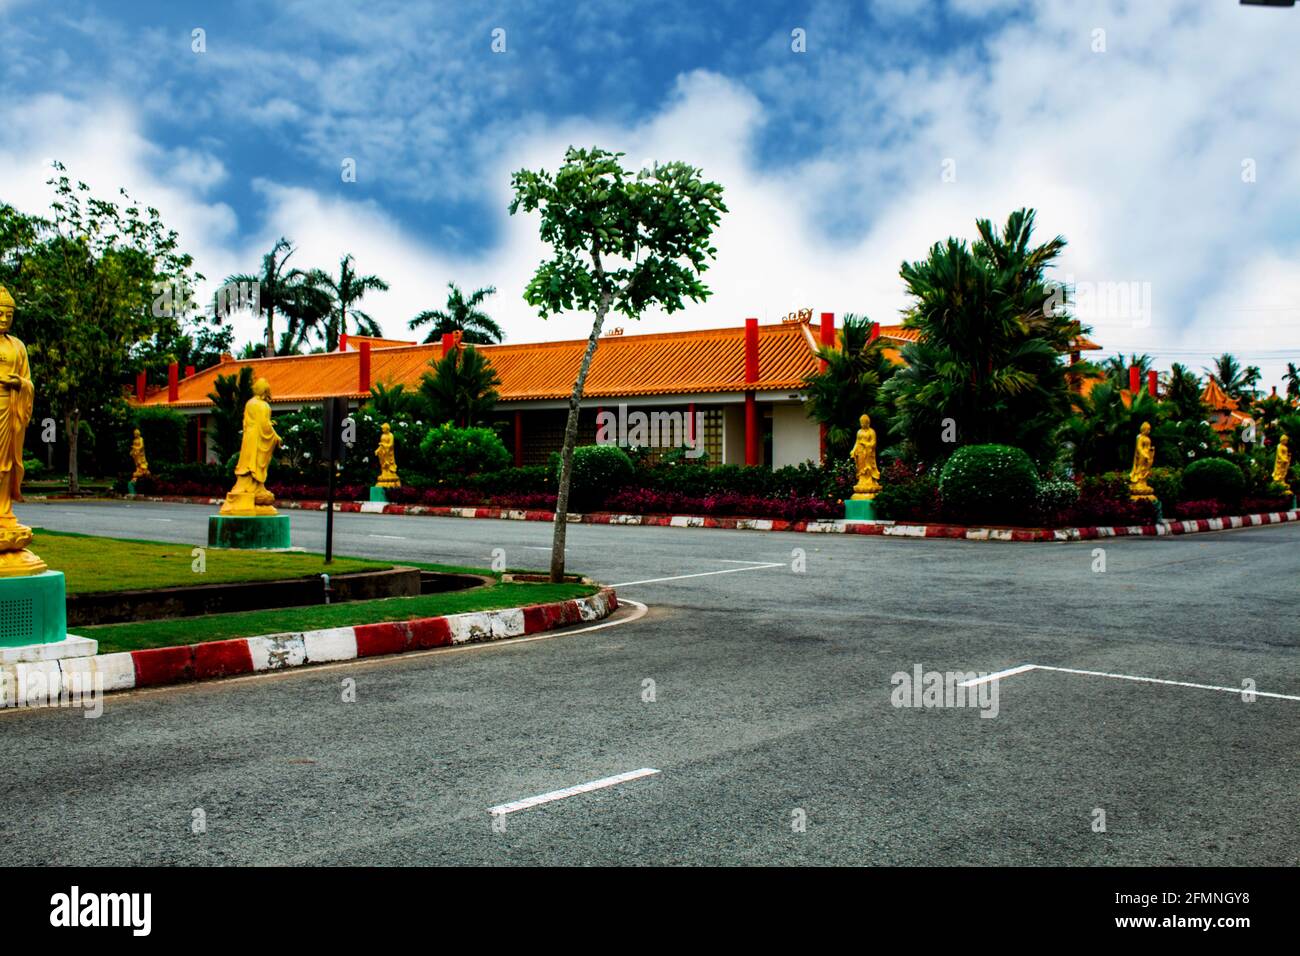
325 459 336 563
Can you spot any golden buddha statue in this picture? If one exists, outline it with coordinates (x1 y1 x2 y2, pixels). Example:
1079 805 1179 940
375 422 400 488
848 413 881 500
1272 434 1292 495
0 285 47 576
219 378 281 516
129 427 150 481
1129 421 1156 502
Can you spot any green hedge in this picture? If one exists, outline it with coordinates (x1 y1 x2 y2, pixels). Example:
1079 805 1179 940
939 444 1040 524
133 406 188 467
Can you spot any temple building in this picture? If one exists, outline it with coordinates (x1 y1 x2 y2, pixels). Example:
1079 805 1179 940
135 313 1102 469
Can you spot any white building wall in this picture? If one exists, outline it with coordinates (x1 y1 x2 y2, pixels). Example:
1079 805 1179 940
771 403 820 468
722 404 746 465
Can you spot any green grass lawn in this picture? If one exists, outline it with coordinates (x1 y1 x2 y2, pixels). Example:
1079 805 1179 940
31 528 391 593
81 582 598 653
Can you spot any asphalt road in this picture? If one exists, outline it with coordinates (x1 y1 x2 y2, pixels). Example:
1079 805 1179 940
3 500 1298 865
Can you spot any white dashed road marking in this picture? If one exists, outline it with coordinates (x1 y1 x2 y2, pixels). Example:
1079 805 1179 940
960 663 1300 701
489 768 660 817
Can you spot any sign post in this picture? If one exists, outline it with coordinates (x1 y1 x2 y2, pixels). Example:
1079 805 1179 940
322 397 351 564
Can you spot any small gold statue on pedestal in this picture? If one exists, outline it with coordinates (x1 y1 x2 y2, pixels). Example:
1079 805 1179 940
1129 421 1156 502
849 413 881 500
0 285 46 576
1272 434 1292 495
375 423 400 488
130 427 150 480
219 378 281 516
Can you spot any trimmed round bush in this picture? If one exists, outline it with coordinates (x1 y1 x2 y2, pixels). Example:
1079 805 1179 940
419 423 511 479
559 444 635 510
939 444 1040 525
1181 457 1245 502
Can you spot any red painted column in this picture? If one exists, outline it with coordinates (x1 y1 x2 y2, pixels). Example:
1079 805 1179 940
339 332 349 352
514 411 524 467
359 340 372 393
441 332 455 359
1128 365 1140 394
185 364 196 379
135 371 147 402
1147 370 1158 398
819 312 835 461
744 317 759 467
167 362 179 402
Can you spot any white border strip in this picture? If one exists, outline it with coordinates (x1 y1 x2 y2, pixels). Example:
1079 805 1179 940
488 767 660 816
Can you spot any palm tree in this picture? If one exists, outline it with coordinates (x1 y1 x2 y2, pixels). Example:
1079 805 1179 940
1101 353 1154 387
218 237 328 356
366 382 422 420
884 208 1090 465
418 344 501 427
312 254 389 351
206 365 255 462
1205 353 1261 402
1163 362 1205 420
803 314 896 458
1282 362 1300 401
409 282 503 345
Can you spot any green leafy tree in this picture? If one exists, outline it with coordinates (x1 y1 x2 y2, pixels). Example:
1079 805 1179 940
803 314 896 459
509 146 726 580
409 282 503 345
418 344 501 428
206 365 255 462
312 254 389 351
1163 362 1206 421
884 208 1091 466
13 163 200 492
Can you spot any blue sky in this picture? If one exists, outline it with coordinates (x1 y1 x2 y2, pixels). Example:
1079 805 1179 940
2 0 1299 384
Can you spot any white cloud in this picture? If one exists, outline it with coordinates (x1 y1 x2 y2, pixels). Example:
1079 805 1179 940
3 0 1298 391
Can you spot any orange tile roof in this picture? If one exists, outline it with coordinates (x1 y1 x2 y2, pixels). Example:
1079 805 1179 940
340 334 418 350
1200 378 1239 412
141 321 872 408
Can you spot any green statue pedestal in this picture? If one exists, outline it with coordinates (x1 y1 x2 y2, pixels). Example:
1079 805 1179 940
126 481 136 496
844 498 877 522
207 515 292 550
0 570 97 663
369 486 388 503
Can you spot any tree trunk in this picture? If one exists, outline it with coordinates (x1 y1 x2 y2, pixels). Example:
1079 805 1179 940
65 410 80 496
266 305 276 357
550 296 611 583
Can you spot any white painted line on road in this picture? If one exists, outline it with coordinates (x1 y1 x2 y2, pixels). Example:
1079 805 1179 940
713 558 778 565
957 664 1038 687
610 563 784 588
1033 664 1300 702
147 517 173 522
367 534 407 540
489 768 660 816
959 663 1300 702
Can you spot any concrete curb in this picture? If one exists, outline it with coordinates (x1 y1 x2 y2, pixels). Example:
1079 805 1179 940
0 588 617 710
128 494 1300 542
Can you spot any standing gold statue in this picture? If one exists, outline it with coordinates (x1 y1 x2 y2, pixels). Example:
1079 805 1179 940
848 413 881 500
0 286 46 576
375 422 400 488
129 428 150 481
219 378 281 516
1129 421 1156 502
1272 434 1292 495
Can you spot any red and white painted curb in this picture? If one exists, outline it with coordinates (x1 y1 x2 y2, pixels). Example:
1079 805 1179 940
131 494 1299 542
0 588 617 709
